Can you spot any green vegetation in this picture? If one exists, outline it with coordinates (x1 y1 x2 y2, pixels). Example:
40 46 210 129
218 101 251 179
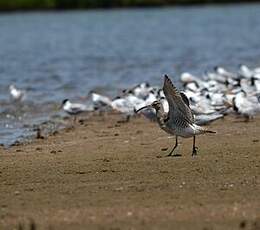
0 0 259 10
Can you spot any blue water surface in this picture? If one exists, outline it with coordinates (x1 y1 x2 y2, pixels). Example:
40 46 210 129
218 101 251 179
0 4 260 146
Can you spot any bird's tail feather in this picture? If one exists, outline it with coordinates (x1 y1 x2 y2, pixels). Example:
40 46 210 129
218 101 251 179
195 124 216 134
204 129 216 134
201 128 216 134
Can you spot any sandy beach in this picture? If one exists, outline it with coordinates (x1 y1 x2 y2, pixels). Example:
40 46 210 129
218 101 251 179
0 113 260 230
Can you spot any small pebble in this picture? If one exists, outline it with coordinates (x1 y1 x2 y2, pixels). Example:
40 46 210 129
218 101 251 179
114 187 124 191
127 211 133 217
136 130 143 134
239 220 246 228
75 171 86 175
161 148 168 151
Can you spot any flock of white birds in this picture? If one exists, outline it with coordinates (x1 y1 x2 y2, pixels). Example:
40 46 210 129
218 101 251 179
10 64 260 125
85 64 260 124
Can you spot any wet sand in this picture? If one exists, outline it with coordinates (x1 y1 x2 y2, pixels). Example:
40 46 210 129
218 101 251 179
0 113 260 230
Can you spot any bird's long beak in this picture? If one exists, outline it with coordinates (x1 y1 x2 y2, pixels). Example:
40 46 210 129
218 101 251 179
135 105 152 113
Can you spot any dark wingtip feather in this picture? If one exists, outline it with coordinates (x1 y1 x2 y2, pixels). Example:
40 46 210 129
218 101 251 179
164 74 172 85
164 74 170 81
163 74 177 90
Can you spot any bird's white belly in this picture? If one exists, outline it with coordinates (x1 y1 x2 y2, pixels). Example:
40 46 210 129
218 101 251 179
176 126 196 138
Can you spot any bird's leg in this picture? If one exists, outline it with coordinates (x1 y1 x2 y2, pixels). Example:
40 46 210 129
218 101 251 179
117 115 130 124
126 115 130 122
73 115 77 125
244 115 250 122
192 136 198 156
166 136 180 157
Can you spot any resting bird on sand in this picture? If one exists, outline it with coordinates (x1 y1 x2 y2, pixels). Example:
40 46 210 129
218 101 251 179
136 75 216 157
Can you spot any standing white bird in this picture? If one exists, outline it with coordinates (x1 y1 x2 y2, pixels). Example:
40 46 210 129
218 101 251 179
9 85 26 101
90 92 112 109
232 91 260 121
136 75 216 157
215 66 237 79
239 64 253 78
194 113 224 126
110 97 135 114
131 82 152 99
61 99 91 122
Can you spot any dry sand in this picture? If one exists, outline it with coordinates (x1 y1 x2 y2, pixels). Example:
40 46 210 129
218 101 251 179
0 113 260 230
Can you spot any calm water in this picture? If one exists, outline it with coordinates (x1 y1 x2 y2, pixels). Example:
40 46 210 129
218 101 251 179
1 4 260 146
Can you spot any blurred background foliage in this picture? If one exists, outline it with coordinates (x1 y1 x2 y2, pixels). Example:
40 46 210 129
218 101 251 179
0 0 259 10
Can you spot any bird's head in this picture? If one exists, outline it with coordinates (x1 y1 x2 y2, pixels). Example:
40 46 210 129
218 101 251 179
61 99 70 109
62 99 69 105
9 85 15 91
150 100 163 110
135 100 162 113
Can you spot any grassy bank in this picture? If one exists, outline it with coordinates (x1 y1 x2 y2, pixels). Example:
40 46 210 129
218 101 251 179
0 0 259 11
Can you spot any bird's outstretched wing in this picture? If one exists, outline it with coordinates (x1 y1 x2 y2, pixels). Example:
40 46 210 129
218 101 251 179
163 75 194 124
180 92 190 107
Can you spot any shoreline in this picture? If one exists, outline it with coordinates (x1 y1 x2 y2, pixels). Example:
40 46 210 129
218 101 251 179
1 112 260 229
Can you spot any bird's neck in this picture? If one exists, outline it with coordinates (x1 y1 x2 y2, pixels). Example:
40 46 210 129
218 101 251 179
64 101 71 109
155 107 168 129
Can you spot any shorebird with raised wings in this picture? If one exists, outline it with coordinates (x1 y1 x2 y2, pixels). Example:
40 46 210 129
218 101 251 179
136 75 216 157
